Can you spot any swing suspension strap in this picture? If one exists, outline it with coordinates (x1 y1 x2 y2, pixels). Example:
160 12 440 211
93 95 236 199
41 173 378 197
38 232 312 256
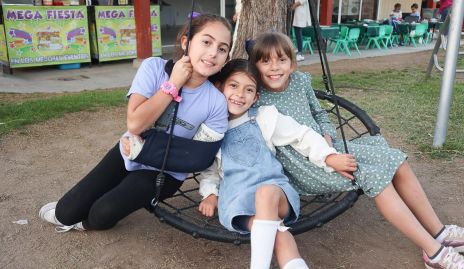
151 0 196 208
306 0 358 186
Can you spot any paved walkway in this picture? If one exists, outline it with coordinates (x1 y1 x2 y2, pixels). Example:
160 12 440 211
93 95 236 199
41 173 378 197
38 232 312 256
0 42 436 93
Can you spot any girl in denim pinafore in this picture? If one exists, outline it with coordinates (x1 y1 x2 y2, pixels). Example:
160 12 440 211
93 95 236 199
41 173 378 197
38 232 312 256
198 59 312 269
218 107 300 234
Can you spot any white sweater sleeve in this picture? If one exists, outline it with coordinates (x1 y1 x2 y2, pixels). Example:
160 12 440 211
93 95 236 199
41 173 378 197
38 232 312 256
198 150 223 199
256 106 337 172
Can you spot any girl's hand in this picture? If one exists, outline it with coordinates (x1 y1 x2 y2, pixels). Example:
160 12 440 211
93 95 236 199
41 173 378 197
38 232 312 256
199 194 218 217
325 153 357 180
120 135 143 157
169 55 193 89
121 137 131 156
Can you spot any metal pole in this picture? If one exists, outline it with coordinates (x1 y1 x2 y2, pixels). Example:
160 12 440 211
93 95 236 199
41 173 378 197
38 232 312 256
337 0 342 24
432 0 464 147
220 0 225 17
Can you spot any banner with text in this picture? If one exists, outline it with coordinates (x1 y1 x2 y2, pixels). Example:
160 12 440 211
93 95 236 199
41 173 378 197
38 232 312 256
2 6 91 68
94 5 162 62
0 25 9 64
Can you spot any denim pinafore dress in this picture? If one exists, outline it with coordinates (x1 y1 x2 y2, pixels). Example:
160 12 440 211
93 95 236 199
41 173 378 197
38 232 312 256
218 108 300 234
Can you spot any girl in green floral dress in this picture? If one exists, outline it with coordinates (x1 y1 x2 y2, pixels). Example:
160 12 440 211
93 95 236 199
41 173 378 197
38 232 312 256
250 31 464 268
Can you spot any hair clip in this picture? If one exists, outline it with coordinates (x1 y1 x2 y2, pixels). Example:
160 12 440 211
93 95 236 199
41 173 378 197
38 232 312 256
245 39 256 57
188 12 201 19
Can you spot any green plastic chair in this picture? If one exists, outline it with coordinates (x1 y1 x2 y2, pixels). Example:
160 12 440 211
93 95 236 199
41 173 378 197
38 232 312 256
292 27 314 54
399 24 411 45
409 23 428 47
390 32 400 46
302 28 314 55
380 25 394 48
328 26 349 51
333 27 361 56
365 25 386 50
422 22 433 44
291 27 298 48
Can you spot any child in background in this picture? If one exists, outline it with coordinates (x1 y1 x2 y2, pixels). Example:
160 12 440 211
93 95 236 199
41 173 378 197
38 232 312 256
197 59 347 269
38 14 231 234
411 3 421 20
250 31 464 269
390 3 403 21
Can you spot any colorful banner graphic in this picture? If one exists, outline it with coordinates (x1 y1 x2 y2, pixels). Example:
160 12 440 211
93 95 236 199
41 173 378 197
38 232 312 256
0 25 9 64
94 5 162 62
2 6 91 68
150 6 162 57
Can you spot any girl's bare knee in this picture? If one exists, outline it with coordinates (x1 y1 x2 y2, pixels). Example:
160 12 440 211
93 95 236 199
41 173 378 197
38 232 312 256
255 185 280 205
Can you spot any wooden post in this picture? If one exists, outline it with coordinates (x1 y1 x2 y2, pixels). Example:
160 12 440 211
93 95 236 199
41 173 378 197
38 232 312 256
133 0 152 67
426 0 436 8
319 0 333 26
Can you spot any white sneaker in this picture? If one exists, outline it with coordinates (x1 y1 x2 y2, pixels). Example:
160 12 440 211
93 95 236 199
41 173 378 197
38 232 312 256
423 247 464 269
441 225 464 253
39 201 85 233
296 54 305 62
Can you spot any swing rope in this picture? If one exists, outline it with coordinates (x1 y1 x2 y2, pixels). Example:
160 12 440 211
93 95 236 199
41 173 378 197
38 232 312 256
306 0 358 186
151 0 196 208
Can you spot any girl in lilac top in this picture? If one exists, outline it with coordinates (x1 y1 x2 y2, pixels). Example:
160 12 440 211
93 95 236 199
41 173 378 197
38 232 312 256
38 14 232 233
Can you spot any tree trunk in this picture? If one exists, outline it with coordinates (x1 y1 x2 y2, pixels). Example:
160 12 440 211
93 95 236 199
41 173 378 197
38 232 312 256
231 0 288 59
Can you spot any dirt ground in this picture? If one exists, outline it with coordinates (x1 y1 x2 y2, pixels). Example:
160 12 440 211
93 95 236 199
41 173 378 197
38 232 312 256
1 50 463 269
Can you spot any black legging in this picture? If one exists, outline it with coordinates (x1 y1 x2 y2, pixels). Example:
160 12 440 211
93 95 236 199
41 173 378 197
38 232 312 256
55 144 183 230
294 26 303 53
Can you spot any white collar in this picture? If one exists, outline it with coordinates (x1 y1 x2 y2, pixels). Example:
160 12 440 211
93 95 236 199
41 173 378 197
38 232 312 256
228 112 251 129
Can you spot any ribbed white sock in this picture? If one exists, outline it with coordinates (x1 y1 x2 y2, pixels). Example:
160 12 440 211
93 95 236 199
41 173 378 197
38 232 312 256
250 219 280 269
282 258 309 269
429 246 446 262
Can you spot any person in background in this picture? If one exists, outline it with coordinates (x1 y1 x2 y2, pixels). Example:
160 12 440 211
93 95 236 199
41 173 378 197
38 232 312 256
390 3 403 21
291 0 311 62
411 3 421 20
438 0 453 48
438 0 452 22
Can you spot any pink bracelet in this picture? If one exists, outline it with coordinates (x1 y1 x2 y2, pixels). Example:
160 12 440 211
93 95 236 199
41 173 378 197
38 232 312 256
160 81 182 102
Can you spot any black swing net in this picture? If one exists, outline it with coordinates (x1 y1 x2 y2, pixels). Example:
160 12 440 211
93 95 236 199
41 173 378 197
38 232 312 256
150 0 381 245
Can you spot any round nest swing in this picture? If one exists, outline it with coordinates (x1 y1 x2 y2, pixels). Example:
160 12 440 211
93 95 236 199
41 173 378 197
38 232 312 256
152 90 380 245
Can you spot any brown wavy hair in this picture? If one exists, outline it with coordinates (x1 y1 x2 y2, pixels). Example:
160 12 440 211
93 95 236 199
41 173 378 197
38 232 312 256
248 31 297 69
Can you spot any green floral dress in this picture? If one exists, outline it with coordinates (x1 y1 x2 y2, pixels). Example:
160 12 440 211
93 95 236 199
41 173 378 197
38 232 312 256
256 71 407 198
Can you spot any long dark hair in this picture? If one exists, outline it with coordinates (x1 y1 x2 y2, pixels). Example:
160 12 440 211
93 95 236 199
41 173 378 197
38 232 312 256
174 14 233 60
211 59 261 90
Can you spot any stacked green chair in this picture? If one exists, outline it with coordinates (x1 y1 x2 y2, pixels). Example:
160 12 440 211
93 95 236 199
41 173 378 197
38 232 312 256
422 22 433 44
365 25 386 50
390 30 400 46
409 23 428 47
399 24 411 45
328 26 349 51
292 27 314 55
302 27 314 55
333 27 361 56
380 25 394 48
291 27 298 48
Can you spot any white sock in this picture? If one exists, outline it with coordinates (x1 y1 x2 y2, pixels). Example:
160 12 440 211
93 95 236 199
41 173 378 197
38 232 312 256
282 258 309 269
429 246 446 262
250 219 280 269
435 226 448 244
